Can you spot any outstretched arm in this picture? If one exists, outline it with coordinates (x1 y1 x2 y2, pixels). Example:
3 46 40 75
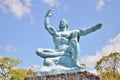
79 23 102 36
44 9 56 35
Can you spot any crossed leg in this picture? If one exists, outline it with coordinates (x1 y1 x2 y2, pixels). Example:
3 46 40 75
36 48 64 58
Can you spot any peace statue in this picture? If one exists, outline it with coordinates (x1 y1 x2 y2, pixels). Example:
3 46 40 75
36 10 102 76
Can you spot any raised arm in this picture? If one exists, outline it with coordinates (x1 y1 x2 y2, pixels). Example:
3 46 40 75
79 23 102 36
44 9 56 35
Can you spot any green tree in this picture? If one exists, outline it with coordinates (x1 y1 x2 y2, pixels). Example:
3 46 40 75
0 57 27 80
95 52 120 80
10 69 27 80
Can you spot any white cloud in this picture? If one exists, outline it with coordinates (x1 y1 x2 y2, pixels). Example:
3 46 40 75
96 0 111 10
0 0 32 19
100 34 120 56
88 69 97 75
42 0 59 7
81 53 102 69
96 0 105 10
25 0 32 7
5 44 17 53
81 33 120 74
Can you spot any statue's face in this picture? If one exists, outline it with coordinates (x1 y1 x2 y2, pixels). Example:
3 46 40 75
59 19 68 31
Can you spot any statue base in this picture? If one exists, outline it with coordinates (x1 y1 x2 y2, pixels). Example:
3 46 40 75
25 71 103 80
36 65 84 76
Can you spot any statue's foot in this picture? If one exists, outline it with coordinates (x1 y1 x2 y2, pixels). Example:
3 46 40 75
76 62 81 67
76 62 84 69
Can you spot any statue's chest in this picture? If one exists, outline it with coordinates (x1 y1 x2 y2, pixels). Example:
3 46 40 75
56 32 71 38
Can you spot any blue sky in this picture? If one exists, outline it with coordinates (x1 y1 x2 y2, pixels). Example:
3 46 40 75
0 0 120 73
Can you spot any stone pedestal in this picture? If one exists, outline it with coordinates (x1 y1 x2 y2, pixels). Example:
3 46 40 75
25 71 104 80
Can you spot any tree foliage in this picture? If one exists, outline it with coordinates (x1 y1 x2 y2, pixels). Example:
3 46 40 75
0 57 27 80
95 52 120 80
10 69 27 80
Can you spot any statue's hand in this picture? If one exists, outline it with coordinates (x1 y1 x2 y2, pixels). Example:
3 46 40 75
46 9 53 17
93 23 102 31
96 23 102 29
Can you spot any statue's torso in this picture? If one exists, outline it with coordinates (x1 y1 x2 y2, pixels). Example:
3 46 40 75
53 30 79 51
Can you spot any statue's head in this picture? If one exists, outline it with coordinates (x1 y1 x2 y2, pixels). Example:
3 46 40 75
59 18 69 31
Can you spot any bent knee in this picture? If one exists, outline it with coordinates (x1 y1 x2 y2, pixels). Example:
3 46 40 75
70 38 78 45
36 48 43 56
